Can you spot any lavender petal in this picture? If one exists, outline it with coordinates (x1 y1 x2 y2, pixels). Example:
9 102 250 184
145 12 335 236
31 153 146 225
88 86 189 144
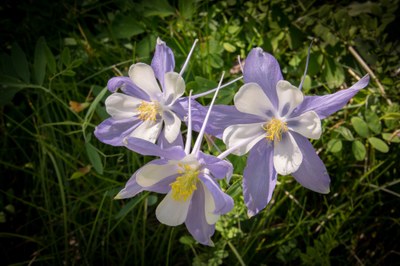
94 117 141 146
125 137 186 160
291 75 370 119
291 132 330 193
243 139 277 217
243 48 283 109
185 184 215 246
107 76 150 101
151 38 175 90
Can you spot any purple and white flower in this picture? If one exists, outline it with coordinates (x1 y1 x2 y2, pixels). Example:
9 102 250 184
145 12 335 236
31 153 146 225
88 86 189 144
211 48 370 216
94 38 199 149
115 77 233 246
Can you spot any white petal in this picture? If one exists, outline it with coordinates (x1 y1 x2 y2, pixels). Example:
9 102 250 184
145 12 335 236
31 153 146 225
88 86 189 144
129 63 161 99
223 123 266 156
202 182 220 225
163 72 185 105
287 111 321 139
136 162 178 187
130 120 162 143
234 83 275 119
273 133 303 175
105 93 141 119
156 191 191 226
276 80 304 117
163 110 181 143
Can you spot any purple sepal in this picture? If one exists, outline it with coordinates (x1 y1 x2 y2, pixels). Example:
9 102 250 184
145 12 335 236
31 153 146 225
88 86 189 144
201 174 234 214
115 171 144 199
198 152 233 181
94 117 141 146
107 76 150 101
243 48 283 109
157 128 184 150
151 38 175 90
291 75 370 119
243 139 277 217
125 137 186 160
185 184 215 246
291 132 330 193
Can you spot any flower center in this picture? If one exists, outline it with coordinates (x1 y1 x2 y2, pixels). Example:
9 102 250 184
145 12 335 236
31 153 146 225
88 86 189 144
170 163 200 201
262 118 288 142
137 101 160 121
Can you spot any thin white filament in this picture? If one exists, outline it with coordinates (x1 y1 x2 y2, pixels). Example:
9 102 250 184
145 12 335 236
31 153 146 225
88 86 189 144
299 39 314 90
179 39 199 77
192 76 243 99
184 90 193 155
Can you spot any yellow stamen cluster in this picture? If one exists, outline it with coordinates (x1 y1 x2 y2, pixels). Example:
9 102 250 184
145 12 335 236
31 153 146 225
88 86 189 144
137 101 159 121
170 163 200 201
263 118 288 142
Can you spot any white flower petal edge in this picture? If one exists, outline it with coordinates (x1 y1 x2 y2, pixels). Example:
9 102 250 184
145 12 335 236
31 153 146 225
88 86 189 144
223 123 266 156
156 191 192 226
234 83 275 119
136 162 178 187
163 110 182 143
105 93 142 119
129 120 163 143
163 72 185 105
287 111 322 139
202 182 220 225
273 133 303 175
129 63 162 99
276 80 304 117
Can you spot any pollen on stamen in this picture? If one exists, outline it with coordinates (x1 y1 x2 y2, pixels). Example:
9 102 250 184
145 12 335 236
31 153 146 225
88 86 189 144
137 101 160 121
170 164 199 201
262 118 288 142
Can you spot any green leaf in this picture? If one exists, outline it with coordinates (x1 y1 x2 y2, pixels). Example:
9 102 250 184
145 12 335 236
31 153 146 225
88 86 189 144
147 195 158 206
62 70 76 76
365 110 381 134
302 75 312 91
61 47 71 66
44 45 56 74
11 43 30 83
70 171 86 180
209 53 224 68
368 137 389 153
111 15 145 39
352 140 366 161
85 142 103 174
351 117 369 138
143 0 175 17
334 126 354 141
327 139 342 153
323 57 344 88
382 133 400 143
186 76 217 97
0 74 25 105
179 235 195 245
223 42 236 53
33 37 47 85
179 0 196 19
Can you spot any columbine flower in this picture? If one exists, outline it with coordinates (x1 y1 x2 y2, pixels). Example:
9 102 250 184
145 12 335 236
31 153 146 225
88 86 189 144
115 76 234 246
209 48 369 216
95 38 199 149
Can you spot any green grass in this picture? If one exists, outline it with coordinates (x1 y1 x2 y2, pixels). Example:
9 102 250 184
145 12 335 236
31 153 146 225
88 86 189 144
1 0 399 265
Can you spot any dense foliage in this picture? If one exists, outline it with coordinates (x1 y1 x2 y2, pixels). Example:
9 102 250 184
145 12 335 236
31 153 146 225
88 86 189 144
1 0 399 265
